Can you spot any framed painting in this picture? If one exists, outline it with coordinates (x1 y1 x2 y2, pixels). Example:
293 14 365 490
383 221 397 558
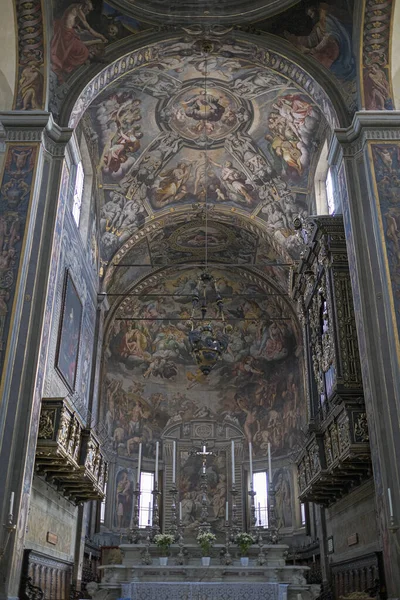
56 270 83 390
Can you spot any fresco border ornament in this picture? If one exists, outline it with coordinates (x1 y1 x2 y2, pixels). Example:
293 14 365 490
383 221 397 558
13 0 45 110
362 0 395 110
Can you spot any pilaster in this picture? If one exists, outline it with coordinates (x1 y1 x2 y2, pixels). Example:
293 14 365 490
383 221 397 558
0 112 73 600
330 111 400 598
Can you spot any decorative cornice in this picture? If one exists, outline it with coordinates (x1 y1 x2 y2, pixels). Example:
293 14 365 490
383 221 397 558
0 112 73 155
331 111 400 158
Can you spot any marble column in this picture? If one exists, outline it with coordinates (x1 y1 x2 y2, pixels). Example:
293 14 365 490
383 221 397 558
330 111 400 597
0 112 72 600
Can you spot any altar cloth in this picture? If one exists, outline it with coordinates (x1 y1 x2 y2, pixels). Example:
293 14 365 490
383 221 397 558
121 581 288 600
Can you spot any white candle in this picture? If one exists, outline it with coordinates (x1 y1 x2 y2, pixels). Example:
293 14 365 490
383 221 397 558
155 441 159 486
9 492 14 516
225 501 229 522
172 441 176 484
148 502 151 525
313 554 316 563
388 487 394 518
231 440 235 484
179 501 182 522
249 442 253 484
203 444 206 453
258 502 261 524
137 443 142 487
268 443 272 482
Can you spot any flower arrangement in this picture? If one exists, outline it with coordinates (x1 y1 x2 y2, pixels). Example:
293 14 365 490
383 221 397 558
154 533 175 556
196 531 217 556
235 532 256 556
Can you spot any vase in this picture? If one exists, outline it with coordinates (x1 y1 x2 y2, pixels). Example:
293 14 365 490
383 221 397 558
201 556 211 567
159 557 168 566
240 557 249 567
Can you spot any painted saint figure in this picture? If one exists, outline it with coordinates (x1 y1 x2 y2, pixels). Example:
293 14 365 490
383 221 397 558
51 1 107 81
284 3 355 81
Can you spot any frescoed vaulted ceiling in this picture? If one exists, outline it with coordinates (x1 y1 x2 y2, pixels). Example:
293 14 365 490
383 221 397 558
71 34 335 287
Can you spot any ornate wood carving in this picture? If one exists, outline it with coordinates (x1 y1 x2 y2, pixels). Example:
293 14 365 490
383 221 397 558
291 217 371 506
20 549 72 600
35 398 107 502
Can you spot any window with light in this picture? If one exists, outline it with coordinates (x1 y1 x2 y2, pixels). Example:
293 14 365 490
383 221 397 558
139 471 154 528
252 471 268 528
72 160 84 226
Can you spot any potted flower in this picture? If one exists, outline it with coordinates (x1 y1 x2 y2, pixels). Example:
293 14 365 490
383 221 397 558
196 531 216 566
235 532 256 566
154 533 175 566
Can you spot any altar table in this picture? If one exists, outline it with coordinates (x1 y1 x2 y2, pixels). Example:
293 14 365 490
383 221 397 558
121 581 288 600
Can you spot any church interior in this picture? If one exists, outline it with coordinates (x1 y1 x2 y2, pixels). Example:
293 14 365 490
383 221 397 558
0 0 400 599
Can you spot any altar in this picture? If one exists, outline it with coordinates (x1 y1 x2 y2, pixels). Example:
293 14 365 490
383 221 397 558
97 543 320 600
121 581 289 600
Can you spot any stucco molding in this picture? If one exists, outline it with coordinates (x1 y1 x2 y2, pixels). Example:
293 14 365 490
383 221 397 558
329 111 400 160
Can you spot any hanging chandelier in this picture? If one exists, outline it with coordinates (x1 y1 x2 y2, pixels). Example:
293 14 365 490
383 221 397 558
186 42 231 376
187 271 231 376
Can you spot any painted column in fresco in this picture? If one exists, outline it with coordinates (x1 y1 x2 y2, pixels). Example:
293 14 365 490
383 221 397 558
330 112 400 597
0 113 72 600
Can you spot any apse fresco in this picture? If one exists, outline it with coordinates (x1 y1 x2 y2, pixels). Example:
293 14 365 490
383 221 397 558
259 0 356 109
102 267 305 464
80 37 328 262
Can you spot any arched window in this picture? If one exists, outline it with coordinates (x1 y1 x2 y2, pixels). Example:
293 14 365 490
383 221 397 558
72 160 84 227
314 140 340 215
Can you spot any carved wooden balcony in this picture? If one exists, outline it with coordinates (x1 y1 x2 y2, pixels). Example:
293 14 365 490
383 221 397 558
297 404 371 505
35 399 107 502
291 217 372 505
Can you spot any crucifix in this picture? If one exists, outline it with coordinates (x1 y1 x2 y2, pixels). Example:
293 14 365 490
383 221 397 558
196 442 213 474
194 441 214 532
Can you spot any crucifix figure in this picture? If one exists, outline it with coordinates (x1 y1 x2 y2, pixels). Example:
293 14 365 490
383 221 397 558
196 442 213 474
193 441 214 532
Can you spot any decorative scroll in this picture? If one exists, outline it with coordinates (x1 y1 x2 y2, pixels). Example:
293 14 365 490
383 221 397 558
14 0 45 110
362 0 395 110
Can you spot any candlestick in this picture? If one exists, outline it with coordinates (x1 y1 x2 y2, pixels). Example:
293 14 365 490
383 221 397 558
137 442 142 485
172 441 176 484
388 487 394 518
258 502 261 526
169 483 179 540
148 502 151 525
268 443 272 482
179 501 182 522
249 442 253 483
155 441 159 486
9 492 14 517
225 501 229 522
231 440 235 484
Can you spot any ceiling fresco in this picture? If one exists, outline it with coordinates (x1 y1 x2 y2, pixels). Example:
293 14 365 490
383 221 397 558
258 0 357 110
75 36 329 267
102 212 292 303
102 266 305 465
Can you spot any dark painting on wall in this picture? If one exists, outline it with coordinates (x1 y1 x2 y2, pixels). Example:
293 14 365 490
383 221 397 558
56 270 83 390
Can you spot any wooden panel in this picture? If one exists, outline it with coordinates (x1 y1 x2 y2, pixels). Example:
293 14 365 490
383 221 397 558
331 552 385 600
20 549 73 600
